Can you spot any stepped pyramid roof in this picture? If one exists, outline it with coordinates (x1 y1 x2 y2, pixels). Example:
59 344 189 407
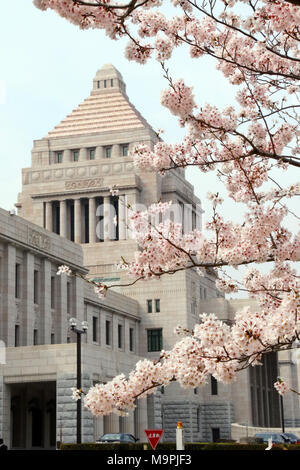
46 64 153 138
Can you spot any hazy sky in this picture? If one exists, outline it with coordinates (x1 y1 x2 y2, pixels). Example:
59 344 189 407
1 1 298 297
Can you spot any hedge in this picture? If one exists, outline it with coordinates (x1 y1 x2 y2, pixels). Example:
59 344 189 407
59 442 300 451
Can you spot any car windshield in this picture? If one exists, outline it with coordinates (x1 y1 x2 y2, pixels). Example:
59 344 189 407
283 433 298 440
101 434 121 440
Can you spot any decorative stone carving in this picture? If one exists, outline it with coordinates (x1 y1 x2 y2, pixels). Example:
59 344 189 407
28 227 51 250
90 166 98 176
66 168 75 177
78 167 86 177
65 178 103 190
32 172 40 181
101 165 110 174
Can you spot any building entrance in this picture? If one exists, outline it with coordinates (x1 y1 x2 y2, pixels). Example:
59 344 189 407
10 381 56 449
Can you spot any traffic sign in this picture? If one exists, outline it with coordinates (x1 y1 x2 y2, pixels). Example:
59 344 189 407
145 429 164 450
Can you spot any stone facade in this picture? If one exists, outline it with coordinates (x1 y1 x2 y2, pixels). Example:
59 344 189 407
0 64 299 447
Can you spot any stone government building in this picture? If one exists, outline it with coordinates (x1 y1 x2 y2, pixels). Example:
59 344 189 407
0 64 299 448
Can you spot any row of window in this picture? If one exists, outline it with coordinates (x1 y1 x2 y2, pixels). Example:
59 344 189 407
14 325 55 347
92 317 135 352
55 143 129 163
15 264 73 312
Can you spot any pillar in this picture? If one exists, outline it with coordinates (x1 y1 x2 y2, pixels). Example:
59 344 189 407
46 201 53 232
74 199 82 244
64 149 72 162
118 195 126 240
103 196 111 241
112 144 119 158
79 148 88 161
2 245 16 346
60 200 67 238
126 192 136 239
95 146 103 160
22 252 35 345
40 259 52 345
183 203 193 234
89 197 96 243
56 273 67 343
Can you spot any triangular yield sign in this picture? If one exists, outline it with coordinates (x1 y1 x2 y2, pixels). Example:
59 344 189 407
145 429 164 450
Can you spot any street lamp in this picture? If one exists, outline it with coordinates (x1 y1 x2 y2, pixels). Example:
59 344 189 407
69 317 88 444
280 395 285 433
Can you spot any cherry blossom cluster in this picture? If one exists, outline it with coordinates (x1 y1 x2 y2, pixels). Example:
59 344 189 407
57 265 72 276
274 379 289 396
35 0 300 414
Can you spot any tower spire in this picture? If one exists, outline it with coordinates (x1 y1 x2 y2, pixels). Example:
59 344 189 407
92 63 126 94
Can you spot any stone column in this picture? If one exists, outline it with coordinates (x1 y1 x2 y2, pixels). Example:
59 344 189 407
126 192 137 239
56 273 67 344
95 146 103 160
89 197 96 244
2 245 16 346
60 200 67 238
74 199 82 244
183 203 193 234
40 259 52 345
112 144 119 158
138 398 148 440
79 148 88 161
118 195 126 240
22 252 35 345
46 201 53 232
103 196 111 241
64 149 72 162
106 414 119 433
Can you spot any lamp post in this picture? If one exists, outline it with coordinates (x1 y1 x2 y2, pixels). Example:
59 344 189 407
280 395 285 434
69 318 88 444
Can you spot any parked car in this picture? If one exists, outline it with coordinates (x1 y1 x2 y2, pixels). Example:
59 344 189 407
282 433 300 444
96 433 139 443
254 433 291 444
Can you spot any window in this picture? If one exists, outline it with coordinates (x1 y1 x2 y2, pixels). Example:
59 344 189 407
56 152 63 164
129 328 134 352
15 263 20 299
105 146 112 158
147 329 163 352
89 148 95 160
15 325 20 347
155 299 160 313
51 276 55 309
34 270 39 304
73 150 79 161
122 144 129 157
211 376 218 395
111 79 113 87
197 408 201 432
106 320 111 346
194 387 198 395
93 316 98 342
191 301 196 316
212 428 220 442
97 80 100 89
104 80 107 88
67 336 71 343
51 333 55 344
33 329 38 346
118 325 123 349
147 299 152 313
